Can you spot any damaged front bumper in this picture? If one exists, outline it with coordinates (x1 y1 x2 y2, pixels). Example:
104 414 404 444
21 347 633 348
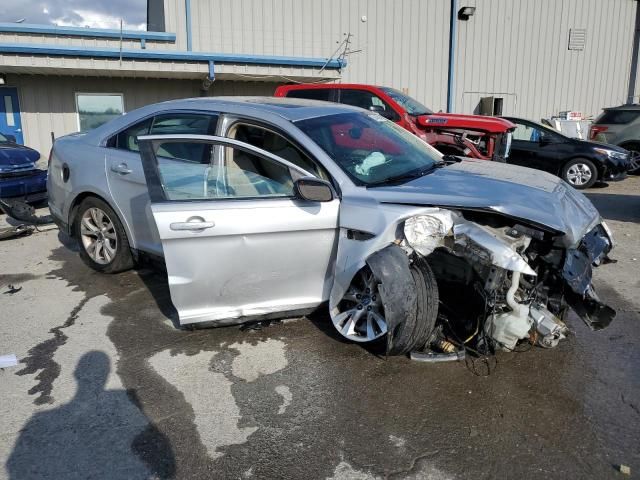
329 204 616 356
562 223 616 330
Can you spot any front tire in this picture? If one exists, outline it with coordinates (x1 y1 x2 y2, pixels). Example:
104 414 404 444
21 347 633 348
561 158 598 189
620 142 640 174
74 197 134 273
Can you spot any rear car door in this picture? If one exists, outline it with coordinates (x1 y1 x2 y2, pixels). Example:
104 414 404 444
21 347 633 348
508 120 561 172
105 112 216 255
136 134 339 326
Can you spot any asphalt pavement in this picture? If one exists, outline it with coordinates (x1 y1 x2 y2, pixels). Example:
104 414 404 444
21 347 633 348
1 177 639 479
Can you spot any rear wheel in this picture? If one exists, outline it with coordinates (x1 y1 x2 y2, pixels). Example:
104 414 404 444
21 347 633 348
74 197 134 273
561 158 597 189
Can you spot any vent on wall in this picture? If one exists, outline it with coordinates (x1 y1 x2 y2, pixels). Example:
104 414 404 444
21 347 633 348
568 28 586 50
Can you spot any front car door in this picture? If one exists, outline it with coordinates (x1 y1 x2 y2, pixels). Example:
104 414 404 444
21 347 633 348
508 119 564 173
137 134 339 326
337 88 401 123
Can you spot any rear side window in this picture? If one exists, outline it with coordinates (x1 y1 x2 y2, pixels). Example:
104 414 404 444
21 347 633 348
285 89 332 101
113 118 152 152
597 110 640 125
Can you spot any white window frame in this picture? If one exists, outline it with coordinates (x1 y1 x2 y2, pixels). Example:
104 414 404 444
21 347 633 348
75 92 125 132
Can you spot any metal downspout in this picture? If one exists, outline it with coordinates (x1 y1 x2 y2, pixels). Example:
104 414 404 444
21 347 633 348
627 0 640 104
447 0 458 113
185 0 192 51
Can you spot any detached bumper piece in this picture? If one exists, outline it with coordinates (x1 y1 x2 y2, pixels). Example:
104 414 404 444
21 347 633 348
0 198 54 225
562 224 616 330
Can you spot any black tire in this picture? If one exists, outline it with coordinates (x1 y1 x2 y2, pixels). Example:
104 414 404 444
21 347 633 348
74 197 134 273
620 142 640 174
387 257 439 355
561 158 598 189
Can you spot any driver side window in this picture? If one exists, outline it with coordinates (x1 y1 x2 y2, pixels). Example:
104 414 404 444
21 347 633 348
153 141 294 201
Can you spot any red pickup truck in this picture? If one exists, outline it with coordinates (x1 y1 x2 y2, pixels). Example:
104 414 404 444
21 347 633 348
275 83 515 162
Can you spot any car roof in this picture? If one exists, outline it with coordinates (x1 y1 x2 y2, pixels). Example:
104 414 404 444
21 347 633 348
603 104 640 111
146 96 362 122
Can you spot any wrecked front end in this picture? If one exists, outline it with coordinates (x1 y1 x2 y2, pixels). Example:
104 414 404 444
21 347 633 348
329 204 615 358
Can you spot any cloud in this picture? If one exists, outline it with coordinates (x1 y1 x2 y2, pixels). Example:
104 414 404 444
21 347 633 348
0 0 146 30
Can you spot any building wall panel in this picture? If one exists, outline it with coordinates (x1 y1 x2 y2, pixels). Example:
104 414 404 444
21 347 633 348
455 0 637 119
187 0 451 110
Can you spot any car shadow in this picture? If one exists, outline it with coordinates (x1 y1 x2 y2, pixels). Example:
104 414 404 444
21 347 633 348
5 351 176 480
584 192 640 223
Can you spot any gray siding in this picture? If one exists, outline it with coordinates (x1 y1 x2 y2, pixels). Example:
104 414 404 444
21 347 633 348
182 0 451 110
7 74 277 156
454 0 638 119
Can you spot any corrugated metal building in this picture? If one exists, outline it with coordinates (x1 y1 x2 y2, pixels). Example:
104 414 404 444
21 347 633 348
0 0 638 156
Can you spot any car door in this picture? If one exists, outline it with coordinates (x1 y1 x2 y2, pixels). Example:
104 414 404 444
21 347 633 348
105 112 217 255
508 120 562 172
136 134 339 326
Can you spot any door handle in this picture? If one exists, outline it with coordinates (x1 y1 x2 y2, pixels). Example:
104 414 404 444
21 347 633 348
169 221 215 231
110 163 132 175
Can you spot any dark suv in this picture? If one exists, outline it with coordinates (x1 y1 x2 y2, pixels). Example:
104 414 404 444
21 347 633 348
590 104 640 173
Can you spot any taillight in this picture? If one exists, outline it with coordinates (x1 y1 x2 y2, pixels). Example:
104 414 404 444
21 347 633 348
589 125 608 140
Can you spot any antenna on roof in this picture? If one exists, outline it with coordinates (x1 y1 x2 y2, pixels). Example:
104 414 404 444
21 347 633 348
319 32 360 74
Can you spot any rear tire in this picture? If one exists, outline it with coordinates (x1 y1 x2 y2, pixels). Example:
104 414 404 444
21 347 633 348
74 197 134 273
561 158 598 189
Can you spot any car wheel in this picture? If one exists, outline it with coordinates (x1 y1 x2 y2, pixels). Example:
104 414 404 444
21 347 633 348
74 197 134 273
561 158 598 189
332 258 438 355
620 143 640 174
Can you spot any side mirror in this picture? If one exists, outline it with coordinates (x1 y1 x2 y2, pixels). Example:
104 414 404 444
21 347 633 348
369 105 395 120
294 177 335 202
4 134 16 143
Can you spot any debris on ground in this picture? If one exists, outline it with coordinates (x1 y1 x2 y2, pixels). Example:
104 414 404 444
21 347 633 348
0 198 54 225
618 464 631 475
0 354 18 369
3 284 22 295
0 224 34 241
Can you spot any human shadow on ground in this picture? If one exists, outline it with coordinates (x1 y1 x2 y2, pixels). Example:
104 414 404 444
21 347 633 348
6 351 176 480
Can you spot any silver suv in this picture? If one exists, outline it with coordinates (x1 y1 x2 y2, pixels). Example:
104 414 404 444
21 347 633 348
590 104 640 172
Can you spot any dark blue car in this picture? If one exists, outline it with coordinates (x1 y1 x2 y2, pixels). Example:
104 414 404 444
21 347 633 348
0 132 47 202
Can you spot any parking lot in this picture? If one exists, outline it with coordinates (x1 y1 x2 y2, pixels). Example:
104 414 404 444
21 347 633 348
0 177 638 480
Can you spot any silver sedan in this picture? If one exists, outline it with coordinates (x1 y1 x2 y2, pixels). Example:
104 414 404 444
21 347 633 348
48 97 615 355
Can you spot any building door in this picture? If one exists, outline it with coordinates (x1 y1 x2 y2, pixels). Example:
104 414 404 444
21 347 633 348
0 87 24 144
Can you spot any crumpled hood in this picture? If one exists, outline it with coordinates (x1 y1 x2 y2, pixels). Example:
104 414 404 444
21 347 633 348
0 143 40 165
368 160 601 246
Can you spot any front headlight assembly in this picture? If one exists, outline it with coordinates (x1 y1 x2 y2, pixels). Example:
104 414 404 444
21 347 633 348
404 212 454 256
593 147 628 161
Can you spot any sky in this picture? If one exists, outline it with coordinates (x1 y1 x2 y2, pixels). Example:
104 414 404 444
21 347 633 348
0 0 147 30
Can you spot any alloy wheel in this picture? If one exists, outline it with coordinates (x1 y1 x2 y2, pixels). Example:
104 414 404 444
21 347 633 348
566 163 593 186
80 207 117 265
332 268 387 342
629 151 640 172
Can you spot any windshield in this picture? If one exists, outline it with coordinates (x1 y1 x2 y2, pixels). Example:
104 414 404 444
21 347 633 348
379 87 433 116
296 112 442 186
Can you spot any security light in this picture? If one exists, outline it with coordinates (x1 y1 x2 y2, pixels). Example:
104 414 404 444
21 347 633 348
458 6 476 21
